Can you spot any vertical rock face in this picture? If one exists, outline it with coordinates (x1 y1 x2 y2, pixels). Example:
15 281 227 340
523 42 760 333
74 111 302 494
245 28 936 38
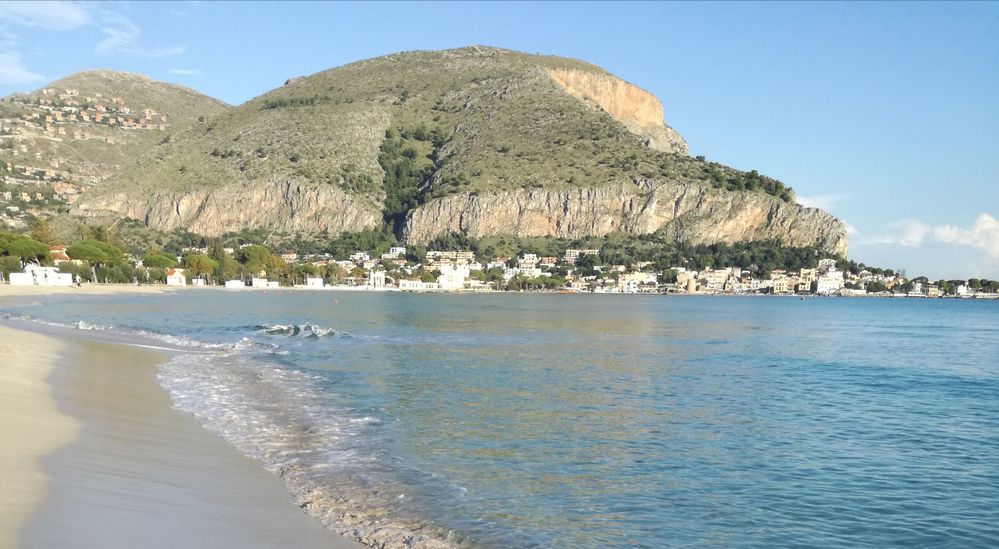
63 47 847 257
403 182 848 256
74 179 382 237
549 68 688 155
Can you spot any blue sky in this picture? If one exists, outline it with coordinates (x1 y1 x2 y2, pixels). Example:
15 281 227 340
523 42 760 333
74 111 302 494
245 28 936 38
0 1 996 279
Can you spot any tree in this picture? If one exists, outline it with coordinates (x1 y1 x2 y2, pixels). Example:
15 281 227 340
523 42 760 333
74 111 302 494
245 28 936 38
87 224 121 246
67 240 123 282
0 232 50 267
0 256 22 278
866 281 887 293
206 238 240 283
29 218 59 246
237 244 271 274
323 263 346 285
207 239 228 264
264 254 288 281
142 252 177 269
575 253 600 277
183 253 217 283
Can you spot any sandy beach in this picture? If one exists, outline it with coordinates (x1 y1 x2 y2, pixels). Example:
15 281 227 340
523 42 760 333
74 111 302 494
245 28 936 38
0 326 79 549
0 286 364 549
0 283 180 299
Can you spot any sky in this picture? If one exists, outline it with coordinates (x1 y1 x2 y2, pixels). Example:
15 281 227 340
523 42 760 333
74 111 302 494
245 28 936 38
0 1 995 279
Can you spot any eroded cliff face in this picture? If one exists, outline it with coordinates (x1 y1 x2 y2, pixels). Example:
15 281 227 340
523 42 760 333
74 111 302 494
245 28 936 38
549 68 688 155
73 180 382 237
403 182 848 256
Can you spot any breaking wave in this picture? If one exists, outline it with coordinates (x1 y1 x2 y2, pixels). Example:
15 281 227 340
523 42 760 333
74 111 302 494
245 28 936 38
257 323 350 338
2 312 477 547
158 351 473 549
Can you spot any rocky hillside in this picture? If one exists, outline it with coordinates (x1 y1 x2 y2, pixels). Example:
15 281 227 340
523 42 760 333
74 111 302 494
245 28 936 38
72 47 847 255
0 70 227 229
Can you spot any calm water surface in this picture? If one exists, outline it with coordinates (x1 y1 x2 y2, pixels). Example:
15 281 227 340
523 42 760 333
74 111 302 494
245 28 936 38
5 292 998 547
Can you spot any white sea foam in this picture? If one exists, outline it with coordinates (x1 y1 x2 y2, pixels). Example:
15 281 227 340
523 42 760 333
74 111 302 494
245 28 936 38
157 349 470 549
257 323 350 338
2 311 472 547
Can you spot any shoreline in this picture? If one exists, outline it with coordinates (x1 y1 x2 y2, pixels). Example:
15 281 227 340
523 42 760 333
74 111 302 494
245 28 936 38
0 318 364 548
0 326 80 548
3 281 995 300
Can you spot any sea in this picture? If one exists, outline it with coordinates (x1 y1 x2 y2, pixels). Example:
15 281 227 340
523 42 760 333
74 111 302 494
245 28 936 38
4 291 998 548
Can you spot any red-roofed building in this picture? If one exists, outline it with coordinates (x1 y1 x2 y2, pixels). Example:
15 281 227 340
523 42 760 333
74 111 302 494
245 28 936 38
50 245 70 262
166 268 187 286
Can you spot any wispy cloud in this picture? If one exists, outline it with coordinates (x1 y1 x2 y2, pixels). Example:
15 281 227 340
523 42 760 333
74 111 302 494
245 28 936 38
798 193 850 211
0 30 20 50
95 13 185 58
861 214 999 260
0 52 44 84
169 68 200 75
863 218 931 247
0 1 90 31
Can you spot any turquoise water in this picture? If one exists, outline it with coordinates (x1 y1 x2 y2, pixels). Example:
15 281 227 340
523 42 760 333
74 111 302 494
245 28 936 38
5 292 999 547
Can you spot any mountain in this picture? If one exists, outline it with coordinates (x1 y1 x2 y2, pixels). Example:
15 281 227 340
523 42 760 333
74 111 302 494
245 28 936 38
0 70 228 226
71 47 846 256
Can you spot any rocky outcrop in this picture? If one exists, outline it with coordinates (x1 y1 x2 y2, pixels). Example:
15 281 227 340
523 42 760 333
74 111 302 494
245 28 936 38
74 179 381 237
549 68 688 155
403 182 848 256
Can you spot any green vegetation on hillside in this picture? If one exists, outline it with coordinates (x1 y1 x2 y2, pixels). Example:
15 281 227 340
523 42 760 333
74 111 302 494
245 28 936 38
378 126 446 235
87 46 795 221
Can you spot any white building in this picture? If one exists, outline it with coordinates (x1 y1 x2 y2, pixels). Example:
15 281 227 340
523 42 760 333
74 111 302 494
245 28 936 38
816 270 844 295
348 251 370 262
518 266 543 278
224 280 246 288
166 268 187 287
618 272 658 293
368 270 386 289
399 279 439 291
564 248 599 264
305 277 325 288
702 270 730 292
8 265 73 286
818 258 838 272
438 264 470 291
381 246 407 259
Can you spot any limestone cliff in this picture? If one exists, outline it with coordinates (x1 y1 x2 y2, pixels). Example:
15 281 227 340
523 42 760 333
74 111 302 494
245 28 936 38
549 68 687 154
403 181 848 256
64 46 847 257
74 179 381 237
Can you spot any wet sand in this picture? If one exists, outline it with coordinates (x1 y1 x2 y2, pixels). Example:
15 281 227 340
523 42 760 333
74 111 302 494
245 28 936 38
0 326 80 548
0 320 363 548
